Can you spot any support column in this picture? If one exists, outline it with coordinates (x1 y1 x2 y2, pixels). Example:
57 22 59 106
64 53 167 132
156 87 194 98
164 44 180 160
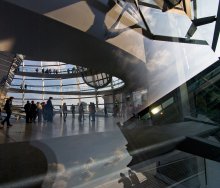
41 61 45 101
95 89 99 109
22 60 25 106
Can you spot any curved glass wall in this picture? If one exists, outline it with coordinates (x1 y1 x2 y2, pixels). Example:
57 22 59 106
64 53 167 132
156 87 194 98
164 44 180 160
8 60 125 114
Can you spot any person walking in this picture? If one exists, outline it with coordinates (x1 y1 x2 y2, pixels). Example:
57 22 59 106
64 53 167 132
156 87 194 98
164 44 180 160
1 97 14 128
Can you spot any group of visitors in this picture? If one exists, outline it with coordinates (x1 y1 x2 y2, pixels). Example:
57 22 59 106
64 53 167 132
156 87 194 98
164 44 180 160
0 96 101 127
67 67 76 74
24 97 54 123
41 68 58 74
37 67 76 74
59 104 75 121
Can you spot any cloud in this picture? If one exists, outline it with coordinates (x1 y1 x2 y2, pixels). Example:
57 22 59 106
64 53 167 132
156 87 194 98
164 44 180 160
42 163 71 188
104 148 125 167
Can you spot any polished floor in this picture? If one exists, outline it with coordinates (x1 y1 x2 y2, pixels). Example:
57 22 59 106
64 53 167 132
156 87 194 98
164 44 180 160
0 114 122 143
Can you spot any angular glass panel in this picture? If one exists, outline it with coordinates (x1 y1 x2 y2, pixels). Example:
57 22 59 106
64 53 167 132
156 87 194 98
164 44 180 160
140 6 203 40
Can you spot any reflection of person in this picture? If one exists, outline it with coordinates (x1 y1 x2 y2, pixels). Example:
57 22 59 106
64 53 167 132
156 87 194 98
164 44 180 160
118 173 132 188
1 97 14 128
128 170 140 187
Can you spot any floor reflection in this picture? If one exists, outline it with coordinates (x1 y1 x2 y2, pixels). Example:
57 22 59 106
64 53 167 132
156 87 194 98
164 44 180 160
0 114 208 188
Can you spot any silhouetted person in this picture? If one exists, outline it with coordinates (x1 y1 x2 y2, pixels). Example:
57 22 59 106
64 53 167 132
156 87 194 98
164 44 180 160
42 68 45 73
1 97 14 128
59 105 63 117
24 84 27 89
128 170 140 187
104 106 108 117
24 100 31 123
89 102 92 121
62 103 67 121
71 104 75 118
118 173 132 188
78 103 84 122
91 103 96 121
35 68 38 73
72 67 75 73
45 97 53 122
30 101 37 123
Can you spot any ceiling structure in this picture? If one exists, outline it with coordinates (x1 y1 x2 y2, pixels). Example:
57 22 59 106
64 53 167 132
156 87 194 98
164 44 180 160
0 0 219 107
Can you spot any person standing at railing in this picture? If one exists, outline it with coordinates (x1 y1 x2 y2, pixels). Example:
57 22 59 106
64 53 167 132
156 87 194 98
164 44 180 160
1 97 14 128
